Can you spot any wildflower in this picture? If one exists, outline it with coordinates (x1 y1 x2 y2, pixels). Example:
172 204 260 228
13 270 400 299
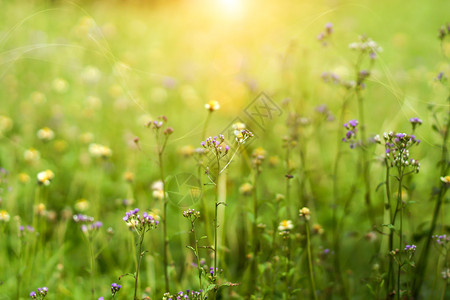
317 22 333 46
81 65 101 84
365 231 377 242
36 203 46 216
79 132 94 144
183 208 200 222
29 286 48 299
88 143 112 158
123 171 134 183
152 180 164 200
111 283 121 296
278 220 294 231
239 183 253 196
342 119 359 148
205 100 220 112
313 224 324 235
440 175 450 185
235 129 254 144
201 135 230 156
30 91 46 104
0 210 10 222
404 244 416 252
299 207 311 220
123 208 159 232
74 199 89 212
19 173 30 183
37 127 54 141
0 115 13 134
383 131 421 172
24 148 40 163
52 77 68 93
232 122 246 137
37 170 54 186
179 145 195 157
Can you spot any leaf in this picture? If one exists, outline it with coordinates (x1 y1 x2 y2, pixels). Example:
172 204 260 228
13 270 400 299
376 181 386 192
366 284 375 296
199 236 208 240
382 224 396 231
186 245 197 255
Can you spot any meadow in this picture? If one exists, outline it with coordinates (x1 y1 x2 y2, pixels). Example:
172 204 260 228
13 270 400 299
0 0 449 299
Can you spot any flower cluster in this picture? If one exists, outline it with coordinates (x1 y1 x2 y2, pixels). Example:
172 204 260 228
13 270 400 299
201 135 229 157
19 225 35 237
111 283 121 296
251 147 266 171
182 208 200 220
147 116 174 136
342 120 359 148
409 117 423 131
123 208 159 232
278 219 294 239
235 129 254 144
383 132 421 172
299 207 311 221
37 170 54 186
163 289 203 300
73 214 102 234
29 287 48 299
433 234 449 246
152 180 165 200
88 143 112 158
36 127 54 141
349 35 382 60
317 22 333 46
440 175 450 185
404 244 416 252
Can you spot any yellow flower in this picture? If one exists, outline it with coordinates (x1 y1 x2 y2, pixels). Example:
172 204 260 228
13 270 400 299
0 210 10 222
24 148 40 163
37 127 55 141
178 145 195 157
239 183 253 196
0 115 13 134
88 143 112 158
299 207 311 220
36 203 46 215
313 224 324 235
123 171 134 183
205 100 220 112
440 175 450 184
278 219 294 231
18 173 30 183
75 199 89 212
37 170 54 186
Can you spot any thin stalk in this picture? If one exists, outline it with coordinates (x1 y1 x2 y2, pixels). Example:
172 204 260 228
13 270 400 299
134 233 145 300
88 236 96 300
285 145 291 219
395 166 404 300
355 88 375 226
202 112 212 141
305 221 318 300
192 225 203 299
385 160 395 298
159 149 170 293
214 157 220 276
412 93 450 298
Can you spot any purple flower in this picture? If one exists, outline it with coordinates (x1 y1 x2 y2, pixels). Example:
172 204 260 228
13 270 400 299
409 117 422 125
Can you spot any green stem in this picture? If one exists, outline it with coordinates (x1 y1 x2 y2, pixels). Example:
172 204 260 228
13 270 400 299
159 149 170 293
134 233 145 300
88 236 96 300
192 223 203 299
396 166 404 300
305 221 318 300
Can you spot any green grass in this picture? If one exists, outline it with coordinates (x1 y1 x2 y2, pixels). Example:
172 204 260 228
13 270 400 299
0 0 449 299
